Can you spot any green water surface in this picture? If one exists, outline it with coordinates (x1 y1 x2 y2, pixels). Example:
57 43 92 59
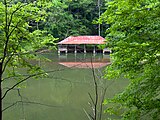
3 53 128 120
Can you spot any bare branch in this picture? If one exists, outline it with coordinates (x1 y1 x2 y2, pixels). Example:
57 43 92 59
1 66 76 99
91 57 98 120
3 100 63 112
88 93 95 106
99 88 106 120
3 82 63 112
83 108 94 120
2 63 74 81
2 74 35 100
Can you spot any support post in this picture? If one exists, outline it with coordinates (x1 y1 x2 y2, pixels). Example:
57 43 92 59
58 45 60 55
93 45 96 54
74 45 77 54
65 45 68 55
58 50 60 55
84 44 86 54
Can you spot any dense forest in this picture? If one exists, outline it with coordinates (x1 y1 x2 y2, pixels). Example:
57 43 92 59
0 0 160 120
28 0 107 41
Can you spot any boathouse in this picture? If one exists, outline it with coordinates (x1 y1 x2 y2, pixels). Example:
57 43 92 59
57 36 110 54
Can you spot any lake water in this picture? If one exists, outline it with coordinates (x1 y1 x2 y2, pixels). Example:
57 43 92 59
3 53 128 120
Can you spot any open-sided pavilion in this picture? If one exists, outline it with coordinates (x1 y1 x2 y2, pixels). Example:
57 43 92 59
57 36 110 54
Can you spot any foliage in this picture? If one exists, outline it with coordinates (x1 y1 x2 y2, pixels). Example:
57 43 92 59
100 0 160 119
67 0 107 36
0 1 56 118
0 0 56 72
39 0 70 39
43 0 107 40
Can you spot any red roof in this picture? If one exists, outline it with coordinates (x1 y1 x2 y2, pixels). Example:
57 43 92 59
58 36 105 45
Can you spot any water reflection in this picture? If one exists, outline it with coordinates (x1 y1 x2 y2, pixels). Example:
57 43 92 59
58 54 110 68
3 53 128 120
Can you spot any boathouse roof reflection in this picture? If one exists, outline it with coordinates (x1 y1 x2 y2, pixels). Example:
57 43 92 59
58 54 110 69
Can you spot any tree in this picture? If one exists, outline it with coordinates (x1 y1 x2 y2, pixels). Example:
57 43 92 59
0 0 56 119
40 0 68 40
100 0 160 119
44 0 94 40
67 0 107 36
43 0 107 40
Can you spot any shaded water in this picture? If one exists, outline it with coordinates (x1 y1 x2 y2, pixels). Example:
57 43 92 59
3 53 128 120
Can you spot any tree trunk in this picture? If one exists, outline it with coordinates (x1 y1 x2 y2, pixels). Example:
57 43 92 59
0 62 2 120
